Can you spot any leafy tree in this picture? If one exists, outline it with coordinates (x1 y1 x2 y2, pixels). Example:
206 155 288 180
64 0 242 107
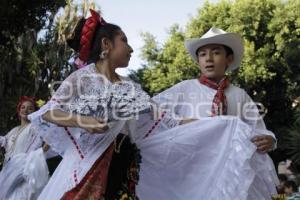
283 105 300 174
0 0 97 132
0 0 66 45
0 0 66 131
138 25 199 95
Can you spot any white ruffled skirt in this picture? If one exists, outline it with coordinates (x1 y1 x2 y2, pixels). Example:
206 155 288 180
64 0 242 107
0 148 49 200
136 117 278 200
32 112 278 200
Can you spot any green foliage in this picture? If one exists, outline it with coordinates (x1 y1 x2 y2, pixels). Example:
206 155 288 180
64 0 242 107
186 0 232 38
284 106 300 169
0 0 98 132
139 25 198 94
0 0 66 46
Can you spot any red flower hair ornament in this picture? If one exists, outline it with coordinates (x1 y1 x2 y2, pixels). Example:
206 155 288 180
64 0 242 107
75 9 107 69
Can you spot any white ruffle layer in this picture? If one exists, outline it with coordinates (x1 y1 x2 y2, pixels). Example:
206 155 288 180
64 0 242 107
137 117 278 200
0 148 49 200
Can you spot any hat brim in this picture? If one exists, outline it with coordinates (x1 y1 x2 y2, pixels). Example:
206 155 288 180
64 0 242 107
185 33 244 71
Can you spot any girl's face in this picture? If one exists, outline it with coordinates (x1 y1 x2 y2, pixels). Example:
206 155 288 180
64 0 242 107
197 44 233 82
18 101 35 120
109 31 133 68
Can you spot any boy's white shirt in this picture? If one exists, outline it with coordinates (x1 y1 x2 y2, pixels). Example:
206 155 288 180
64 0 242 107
153 79 277 146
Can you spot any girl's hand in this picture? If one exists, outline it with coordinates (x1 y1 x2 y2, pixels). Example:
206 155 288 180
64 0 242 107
78 116 109 134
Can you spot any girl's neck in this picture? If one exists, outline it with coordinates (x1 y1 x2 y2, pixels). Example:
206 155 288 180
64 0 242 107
95 61 121 83
20 118 30 127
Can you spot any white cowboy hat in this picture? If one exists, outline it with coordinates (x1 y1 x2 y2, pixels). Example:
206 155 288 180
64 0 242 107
184 27 244 71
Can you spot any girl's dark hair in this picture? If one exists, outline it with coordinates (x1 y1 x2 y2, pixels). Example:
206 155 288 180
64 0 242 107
67 18 121 64
285 180 298 192
278 174 288 182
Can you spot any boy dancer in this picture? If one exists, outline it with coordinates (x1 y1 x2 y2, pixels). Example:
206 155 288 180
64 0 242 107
154 27 276 153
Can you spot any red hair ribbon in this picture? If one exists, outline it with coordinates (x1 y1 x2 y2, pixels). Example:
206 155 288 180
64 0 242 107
79 9 107 64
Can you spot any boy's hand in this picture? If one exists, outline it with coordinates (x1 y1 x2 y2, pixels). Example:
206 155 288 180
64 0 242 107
251 135 275 154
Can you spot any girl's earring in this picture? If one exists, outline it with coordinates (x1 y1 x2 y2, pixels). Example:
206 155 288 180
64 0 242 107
100 50 109 59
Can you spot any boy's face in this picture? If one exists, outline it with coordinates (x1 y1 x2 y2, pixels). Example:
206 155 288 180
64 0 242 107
197 44 233 82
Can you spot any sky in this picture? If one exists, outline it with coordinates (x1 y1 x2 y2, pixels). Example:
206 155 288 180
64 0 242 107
93 0 218 75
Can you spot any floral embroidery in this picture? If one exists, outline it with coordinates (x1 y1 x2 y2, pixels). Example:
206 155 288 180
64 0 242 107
54 64 151 122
